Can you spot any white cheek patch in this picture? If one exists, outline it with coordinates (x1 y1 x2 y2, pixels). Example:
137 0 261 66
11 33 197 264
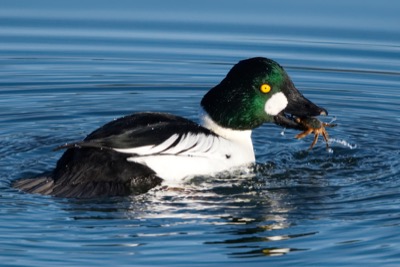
264 92 288 115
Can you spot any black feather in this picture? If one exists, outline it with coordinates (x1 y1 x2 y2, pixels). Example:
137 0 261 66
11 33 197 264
55 112 216 151
14 112 216 198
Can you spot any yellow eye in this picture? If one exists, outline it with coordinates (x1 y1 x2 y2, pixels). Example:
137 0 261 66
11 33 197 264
260 83 271 94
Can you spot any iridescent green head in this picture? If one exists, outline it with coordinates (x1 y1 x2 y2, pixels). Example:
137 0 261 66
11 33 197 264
201 57 327 130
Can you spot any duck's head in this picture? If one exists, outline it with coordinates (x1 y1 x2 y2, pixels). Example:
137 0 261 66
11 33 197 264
201 57 327 130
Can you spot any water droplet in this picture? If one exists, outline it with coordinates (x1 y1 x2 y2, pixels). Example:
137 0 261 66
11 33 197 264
330 138 357 149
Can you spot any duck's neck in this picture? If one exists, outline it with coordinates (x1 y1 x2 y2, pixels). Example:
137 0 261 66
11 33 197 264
201 112 254 150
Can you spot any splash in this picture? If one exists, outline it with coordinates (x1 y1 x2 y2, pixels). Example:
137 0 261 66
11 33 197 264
330 138 357 150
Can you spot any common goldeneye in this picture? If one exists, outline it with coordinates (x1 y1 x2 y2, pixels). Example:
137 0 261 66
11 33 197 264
13 57 327 198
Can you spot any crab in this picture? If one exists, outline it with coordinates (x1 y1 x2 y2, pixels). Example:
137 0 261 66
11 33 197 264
295 117 337 150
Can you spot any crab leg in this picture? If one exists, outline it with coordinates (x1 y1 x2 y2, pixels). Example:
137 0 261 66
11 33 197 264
323 123 337 128
295 129 313 139
309 132 319 150
322 130 330 150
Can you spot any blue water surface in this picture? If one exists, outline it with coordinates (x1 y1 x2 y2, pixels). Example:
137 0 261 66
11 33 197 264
1 0 400 266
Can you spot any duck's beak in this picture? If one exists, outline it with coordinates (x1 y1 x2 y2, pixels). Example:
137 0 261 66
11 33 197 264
274 82 327 130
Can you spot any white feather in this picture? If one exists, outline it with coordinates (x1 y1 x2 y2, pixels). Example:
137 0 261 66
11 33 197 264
265 92 288 116
114 134 180 155
113 115 256 185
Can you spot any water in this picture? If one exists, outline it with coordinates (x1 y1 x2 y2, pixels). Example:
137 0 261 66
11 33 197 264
1 0 400 266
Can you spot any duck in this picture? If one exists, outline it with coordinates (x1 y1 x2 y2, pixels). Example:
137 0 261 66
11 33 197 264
12 57 327 198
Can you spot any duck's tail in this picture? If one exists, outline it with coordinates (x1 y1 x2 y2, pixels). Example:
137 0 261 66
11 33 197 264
12 177 55 195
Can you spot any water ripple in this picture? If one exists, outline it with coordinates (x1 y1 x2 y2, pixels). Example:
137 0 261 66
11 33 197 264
1 1 400 266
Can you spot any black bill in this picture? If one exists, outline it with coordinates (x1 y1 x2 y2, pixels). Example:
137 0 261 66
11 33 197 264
274 82 327 130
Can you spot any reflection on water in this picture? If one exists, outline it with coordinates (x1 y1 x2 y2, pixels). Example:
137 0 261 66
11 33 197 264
1 0 400 266
64 178 300 259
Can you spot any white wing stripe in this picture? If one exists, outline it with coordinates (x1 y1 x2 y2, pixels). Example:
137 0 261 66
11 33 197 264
113 133 219 156
113 134 179 155
114 145 153 155
147 134 180 154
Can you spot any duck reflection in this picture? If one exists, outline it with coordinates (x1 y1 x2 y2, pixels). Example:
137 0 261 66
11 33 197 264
62 159 338 258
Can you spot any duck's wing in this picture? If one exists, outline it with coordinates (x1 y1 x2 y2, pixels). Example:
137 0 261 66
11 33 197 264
56 112 216 152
